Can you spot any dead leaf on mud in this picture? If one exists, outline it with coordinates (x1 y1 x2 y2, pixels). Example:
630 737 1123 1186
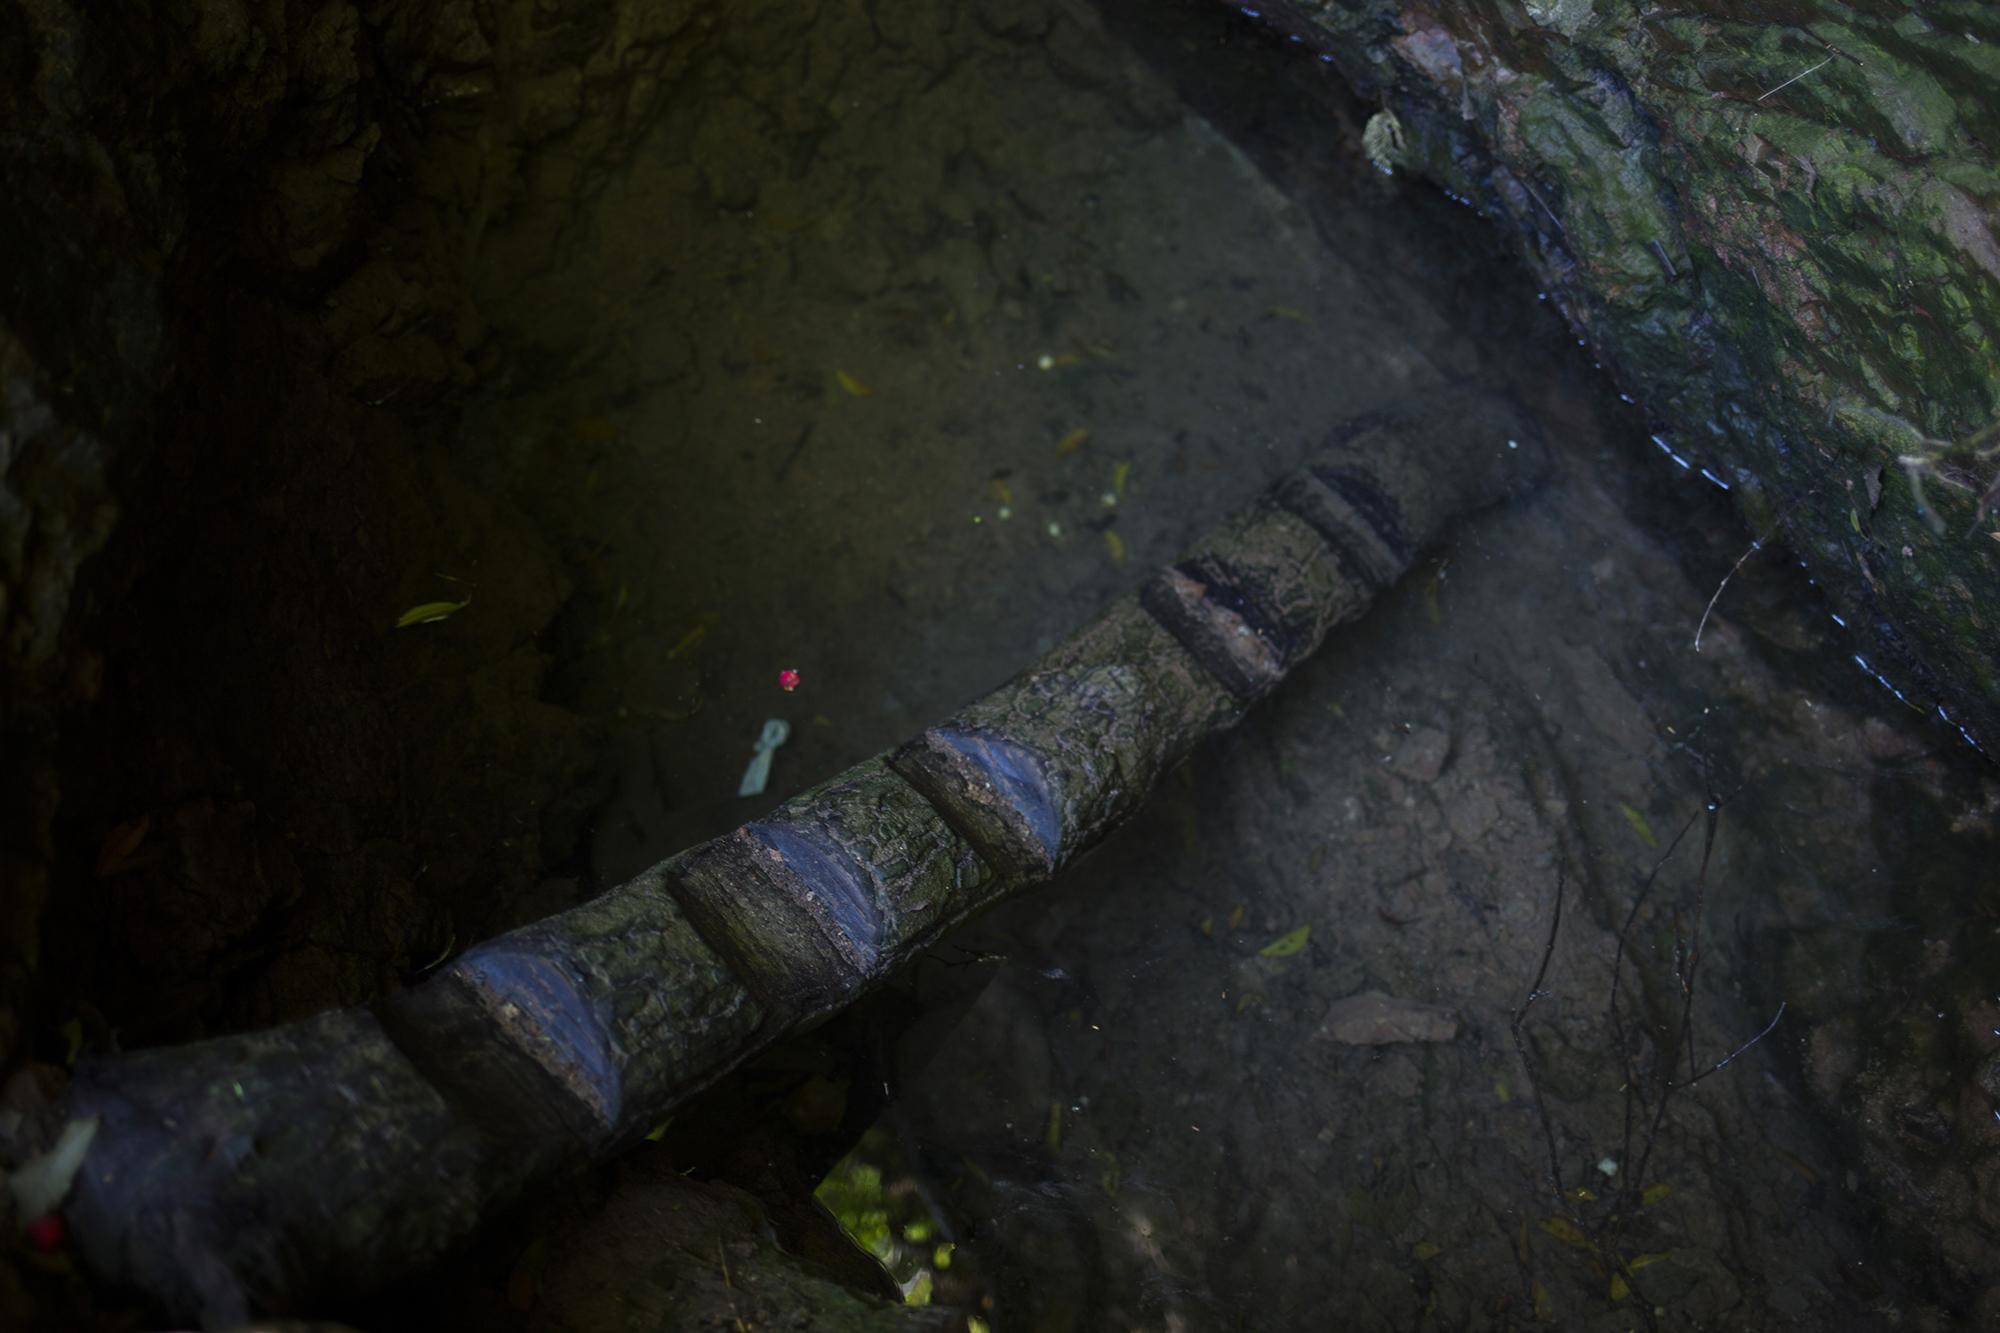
94 815 150 877
1315 990 1459 1045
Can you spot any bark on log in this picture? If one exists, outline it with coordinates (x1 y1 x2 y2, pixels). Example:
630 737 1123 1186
55 382 1544 1326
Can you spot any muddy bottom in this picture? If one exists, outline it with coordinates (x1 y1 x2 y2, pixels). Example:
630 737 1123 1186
56 0 1997 1327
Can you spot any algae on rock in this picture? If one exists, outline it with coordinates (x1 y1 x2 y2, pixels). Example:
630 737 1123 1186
1264 0 2000 751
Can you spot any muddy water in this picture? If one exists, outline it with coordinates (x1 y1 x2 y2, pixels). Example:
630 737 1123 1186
431 0 1999 1328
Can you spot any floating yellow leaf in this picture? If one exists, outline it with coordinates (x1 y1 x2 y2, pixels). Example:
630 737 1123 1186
396 598 471 628
1056 427 1091 456
835 368 875 397
1099 1151 1122 1198
666 614 717 661
1618 802 1658 848
1200 914 1215 937
1411 1241 1442 1261
1532 1279 1553 1319
1227 902 1246 931
1045 1101 1063 1154
1105 530 1126 563
1424 574 1443 625
1259 924 1310 957
1629 1251 1669 1270
1266 304 1309 322
1848 507 1862 533
95 815 150 877
933 1242 954 1270
417 933 456 974
1235 991 1264 1013
1112 460 1131 496
1610 1273 1630 1302
1538 1216 1591 1249
643 1118 673 1142
1641 1182 1673 1206
1494 1077 1511 1104
987 477 1014 506
1568 1185 1598 1202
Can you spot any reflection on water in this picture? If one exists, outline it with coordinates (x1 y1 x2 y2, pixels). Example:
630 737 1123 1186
429 0 2000 1326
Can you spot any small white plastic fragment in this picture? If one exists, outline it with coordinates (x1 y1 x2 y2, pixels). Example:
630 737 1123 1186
737 718 792 797
7 1116 99 1223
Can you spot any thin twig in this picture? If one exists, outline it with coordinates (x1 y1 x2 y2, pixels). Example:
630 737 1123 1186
1694 536 1770 652
1512 866 1569 1206
1630 792 1723 1194
1608 805 1709 1177
1756 57 1831 102
1691 1002 1787 1085
1517 178 1568 238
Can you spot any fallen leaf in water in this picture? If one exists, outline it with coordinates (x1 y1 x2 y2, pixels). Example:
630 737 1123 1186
1112 460 1131 497
835 368 875 397
1056 427 1091 456
95 815 150 877
1618 802 1658 848
1538 1216 1591 1248
666 614 717 660
1259 924 1310 958
1104 530 1126 563
396 598 471 628
1316 990 1458 1044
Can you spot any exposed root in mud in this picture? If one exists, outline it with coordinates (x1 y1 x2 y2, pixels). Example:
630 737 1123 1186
1510 783 1786 1329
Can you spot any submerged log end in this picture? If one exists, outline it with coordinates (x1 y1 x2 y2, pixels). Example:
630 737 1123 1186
888 724 1066 882
1301 384 1547 561
377 861 769 1152
668 757 1011 1021
63 1006 527 1328
897 596 1240 872
1140 501 1370 703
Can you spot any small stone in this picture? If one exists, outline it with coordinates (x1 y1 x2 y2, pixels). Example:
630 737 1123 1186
1384 725 1451 783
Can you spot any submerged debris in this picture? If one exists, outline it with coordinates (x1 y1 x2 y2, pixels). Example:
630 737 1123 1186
1316 991 1459 1045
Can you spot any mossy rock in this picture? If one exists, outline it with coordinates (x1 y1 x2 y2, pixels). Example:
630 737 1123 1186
1263 0 2000 753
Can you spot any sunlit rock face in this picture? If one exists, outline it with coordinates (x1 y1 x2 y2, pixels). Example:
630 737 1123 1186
1241 0 2000 755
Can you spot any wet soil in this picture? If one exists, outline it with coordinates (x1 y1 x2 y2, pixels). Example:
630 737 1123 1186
412 0 2000 1328
14 0 2000 1328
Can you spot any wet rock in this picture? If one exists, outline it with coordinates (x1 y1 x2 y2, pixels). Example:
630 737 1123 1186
1247 0 2000 754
